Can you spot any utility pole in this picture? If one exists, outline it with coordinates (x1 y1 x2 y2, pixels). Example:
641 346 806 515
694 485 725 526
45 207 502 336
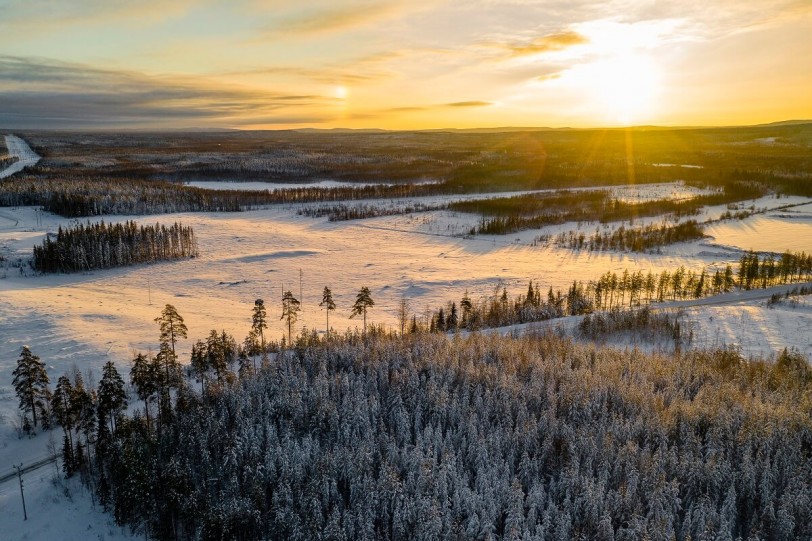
299 268 303 308
14 463 27 521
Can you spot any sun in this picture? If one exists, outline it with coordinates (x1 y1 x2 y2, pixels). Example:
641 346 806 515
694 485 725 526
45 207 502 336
573 53 662 125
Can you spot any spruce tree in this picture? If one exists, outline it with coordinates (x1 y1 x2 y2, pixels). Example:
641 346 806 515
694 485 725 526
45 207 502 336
98 361 127 432
448 302 458 331
190 340 209 392
460 290 473 328
12 345 49 430
131 352 159 426
51 375 75 460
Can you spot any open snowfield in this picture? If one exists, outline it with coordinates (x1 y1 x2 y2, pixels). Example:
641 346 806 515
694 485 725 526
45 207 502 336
184 179 441 191
705 202 812 253
0 176 811 539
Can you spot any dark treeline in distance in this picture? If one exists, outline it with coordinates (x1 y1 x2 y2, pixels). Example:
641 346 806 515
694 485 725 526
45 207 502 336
5 124 811 218
555 220 707 252
32 220 198 273
0 174 466 218
17 124 812 195
18 323 812 540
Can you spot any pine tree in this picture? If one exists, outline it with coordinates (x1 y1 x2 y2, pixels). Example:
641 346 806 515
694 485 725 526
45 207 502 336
12 345 49 430
350 286 375 333
153 304 187 423
251 299 268 356
154 304 187 372
98 361 127 432
281 290 301 344
319 287 336 334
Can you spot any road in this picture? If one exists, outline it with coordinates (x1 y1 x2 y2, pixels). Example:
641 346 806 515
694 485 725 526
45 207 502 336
0 453 58 487
0 135 41 178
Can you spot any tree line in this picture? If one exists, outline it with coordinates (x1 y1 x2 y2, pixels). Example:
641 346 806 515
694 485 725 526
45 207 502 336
11 311 812 540
555 220 706 253
32 220 198 273
419 251 812 333
457 182 765 236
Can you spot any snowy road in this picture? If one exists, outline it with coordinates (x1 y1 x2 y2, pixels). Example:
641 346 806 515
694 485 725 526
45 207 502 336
0 135 40 178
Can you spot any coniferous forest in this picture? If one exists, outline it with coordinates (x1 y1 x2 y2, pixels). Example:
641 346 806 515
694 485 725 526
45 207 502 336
32 220 198 273
16 323 812 541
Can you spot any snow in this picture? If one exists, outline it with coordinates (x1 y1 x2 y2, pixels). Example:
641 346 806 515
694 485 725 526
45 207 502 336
705 203 812 253
0 174 810 539
651 163 704 169
0 136 41 179
0 461 135 541
184 179 440 191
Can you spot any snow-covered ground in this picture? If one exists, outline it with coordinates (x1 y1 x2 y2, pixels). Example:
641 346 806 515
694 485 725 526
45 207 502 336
0 461 135 541
705 202 812 253
184 179 441 191
0 136 41 178
0 176 810 539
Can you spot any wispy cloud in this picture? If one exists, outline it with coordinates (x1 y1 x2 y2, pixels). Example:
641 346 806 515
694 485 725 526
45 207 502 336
500 30 588 57
445 101 493 108
0 56 336 128
264 3 402 35
0 0 200 36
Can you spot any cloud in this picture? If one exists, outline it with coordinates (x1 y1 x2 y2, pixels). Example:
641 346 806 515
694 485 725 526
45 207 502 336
0 0 200 37
258 1 421 36
501 30 588 57
444 101 493 108
0 56 335 128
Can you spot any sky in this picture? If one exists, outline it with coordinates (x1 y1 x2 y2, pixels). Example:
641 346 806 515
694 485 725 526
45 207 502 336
0 0 810 130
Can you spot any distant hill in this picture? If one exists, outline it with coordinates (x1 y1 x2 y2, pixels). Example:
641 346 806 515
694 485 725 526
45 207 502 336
754 119 812 127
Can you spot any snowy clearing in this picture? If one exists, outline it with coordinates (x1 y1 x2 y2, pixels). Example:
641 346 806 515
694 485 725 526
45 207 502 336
184 179 441 191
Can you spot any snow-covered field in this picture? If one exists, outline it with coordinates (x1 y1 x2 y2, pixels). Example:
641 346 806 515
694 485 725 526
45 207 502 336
705 202 812 253
0 174 811 539
0 136 41 178
184 179 441 191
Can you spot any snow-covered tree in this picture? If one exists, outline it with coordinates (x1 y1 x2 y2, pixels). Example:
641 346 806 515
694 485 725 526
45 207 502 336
12 345 49 431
